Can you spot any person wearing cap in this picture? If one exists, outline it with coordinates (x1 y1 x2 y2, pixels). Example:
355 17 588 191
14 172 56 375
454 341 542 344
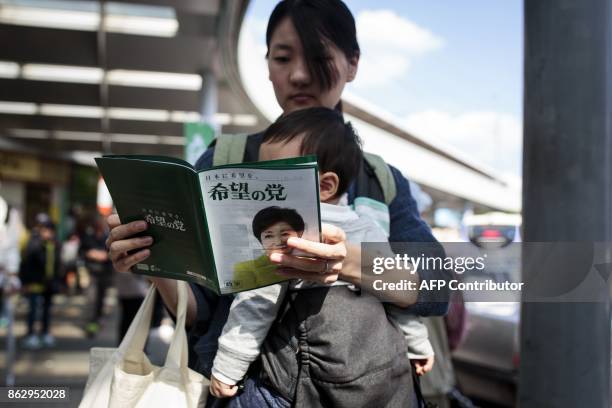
79 215 114 338
19 214 62 349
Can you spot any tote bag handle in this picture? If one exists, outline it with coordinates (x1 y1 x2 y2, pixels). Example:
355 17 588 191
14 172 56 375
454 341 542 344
117 283 157 362
164 281 190 371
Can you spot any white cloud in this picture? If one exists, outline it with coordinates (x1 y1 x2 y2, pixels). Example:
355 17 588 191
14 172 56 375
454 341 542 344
353 10 444 88
357 10 444 54
402 110 523 178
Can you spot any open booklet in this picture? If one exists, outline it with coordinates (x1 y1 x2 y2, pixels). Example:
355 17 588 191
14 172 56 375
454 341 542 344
95 155 321 295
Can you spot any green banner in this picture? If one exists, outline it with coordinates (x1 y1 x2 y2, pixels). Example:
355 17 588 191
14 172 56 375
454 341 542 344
184 122 215 165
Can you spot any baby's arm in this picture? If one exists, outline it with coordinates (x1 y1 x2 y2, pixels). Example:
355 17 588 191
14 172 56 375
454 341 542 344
211 282 288 391
386 305 435 375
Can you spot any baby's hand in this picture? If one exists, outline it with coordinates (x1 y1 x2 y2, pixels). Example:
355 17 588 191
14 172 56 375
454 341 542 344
210 374 239 398
412 355 435 376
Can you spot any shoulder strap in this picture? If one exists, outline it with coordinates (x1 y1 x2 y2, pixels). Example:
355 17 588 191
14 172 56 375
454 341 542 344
212 137 397 204
363 152 397 205
212 134 249 166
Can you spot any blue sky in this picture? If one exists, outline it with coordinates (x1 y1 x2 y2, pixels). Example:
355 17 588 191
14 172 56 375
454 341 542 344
342 0 523 116
241 1 524 177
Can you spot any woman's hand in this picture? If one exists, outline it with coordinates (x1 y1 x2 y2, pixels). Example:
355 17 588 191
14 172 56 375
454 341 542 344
270 223 347 284
270 222 418 307
106 214 153 273
105 214 198 326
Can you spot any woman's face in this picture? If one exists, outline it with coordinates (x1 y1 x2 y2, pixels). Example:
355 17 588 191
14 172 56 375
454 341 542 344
260 221 301 255
267 17 358 114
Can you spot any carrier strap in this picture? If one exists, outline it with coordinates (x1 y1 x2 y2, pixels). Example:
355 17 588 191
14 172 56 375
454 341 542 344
364 152 397 205
212 133 249 166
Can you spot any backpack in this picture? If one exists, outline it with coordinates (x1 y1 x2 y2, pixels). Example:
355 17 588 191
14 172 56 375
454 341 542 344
212 133 398 234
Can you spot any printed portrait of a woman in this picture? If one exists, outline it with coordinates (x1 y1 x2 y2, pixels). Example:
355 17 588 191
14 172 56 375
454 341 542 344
233 206 305 289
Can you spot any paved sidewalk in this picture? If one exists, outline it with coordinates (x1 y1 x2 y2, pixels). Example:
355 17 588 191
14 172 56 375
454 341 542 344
0 289 119 407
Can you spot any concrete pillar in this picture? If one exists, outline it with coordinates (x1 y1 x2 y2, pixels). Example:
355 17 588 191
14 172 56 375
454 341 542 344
520 1 612 407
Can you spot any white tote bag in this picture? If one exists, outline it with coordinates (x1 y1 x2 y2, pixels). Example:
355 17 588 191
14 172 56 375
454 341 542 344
79 281 208 408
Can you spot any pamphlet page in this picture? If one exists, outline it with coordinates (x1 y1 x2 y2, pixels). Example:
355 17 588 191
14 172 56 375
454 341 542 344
200 166 321 293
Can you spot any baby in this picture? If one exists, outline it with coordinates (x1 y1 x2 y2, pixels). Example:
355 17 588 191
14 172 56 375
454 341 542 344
210 107 434 398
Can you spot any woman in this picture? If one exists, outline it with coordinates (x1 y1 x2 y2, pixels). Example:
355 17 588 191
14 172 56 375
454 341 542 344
107 0 448 406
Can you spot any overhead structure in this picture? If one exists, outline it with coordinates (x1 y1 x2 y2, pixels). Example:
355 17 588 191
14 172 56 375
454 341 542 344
0 0 262 157
341 95 521 212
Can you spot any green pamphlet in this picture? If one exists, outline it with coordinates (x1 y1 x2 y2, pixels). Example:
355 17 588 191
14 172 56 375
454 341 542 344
95 155 321 294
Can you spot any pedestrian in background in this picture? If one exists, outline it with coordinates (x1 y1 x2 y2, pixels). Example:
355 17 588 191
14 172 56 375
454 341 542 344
0 195 22 326
80 215 113 337
19 213 61 349
115 272 153 341
61 232 81 295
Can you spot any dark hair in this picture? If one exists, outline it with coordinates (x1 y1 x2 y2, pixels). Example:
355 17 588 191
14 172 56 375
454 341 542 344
252 206 305 242
263 107 363 197
266 0 360 92
35 212 55 230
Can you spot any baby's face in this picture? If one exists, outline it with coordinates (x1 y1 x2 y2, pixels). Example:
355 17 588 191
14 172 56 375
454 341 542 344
259 135 304 162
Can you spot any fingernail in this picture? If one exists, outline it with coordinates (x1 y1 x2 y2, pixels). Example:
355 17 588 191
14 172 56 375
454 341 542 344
142 237 153 245
269 253 282 263
136 221 148 230
139 249 150 259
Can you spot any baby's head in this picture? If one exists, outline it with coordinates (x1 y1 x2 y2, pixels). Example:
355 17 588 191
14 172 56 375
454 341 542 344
260 107 363 204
